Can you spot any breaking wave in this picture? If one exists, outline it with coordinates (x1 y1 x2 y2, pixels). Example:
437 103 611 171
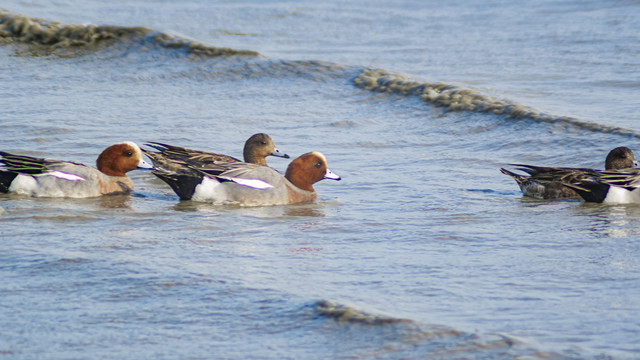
2 9 638 138
0 10 259 57
315 299 414 325
314 300 595 359
353 68 640 138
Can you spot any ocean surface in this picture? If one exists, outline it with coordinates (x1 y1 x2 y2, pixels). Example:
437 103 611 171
1 1 640 359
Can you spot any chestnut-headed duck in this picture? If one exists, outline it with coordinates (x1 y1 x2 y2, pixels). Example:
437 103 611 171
500 146 638 200
153 151 341 206
0 141 153 198
143 133 289 171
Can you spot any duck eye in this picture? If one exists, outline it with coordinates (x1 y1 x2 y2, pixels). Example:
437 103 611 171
123 150 133 157
261 141 267 145
314 162 322 168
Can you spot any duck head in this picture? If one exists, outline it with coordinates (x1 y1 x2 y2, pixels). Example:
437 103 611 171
96 141 153 176
285 151 340 192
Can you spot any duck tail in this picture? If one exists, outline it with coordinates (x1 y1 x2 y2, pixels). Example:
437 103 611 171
152 169 203 200
143 142 173 152
142 145 189 172
0 170 18 193
500 167 527 185
0 152 19 192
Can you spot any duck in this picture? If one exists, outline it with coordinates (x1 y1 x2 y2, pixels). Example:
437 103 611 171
506 164 640 204
151 151 341 206
0 141 153 198
143 133 289 171
500 146 638 200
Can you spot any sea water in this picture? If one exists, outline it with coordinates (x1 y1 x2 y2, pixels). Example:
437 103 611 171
1 1 640 359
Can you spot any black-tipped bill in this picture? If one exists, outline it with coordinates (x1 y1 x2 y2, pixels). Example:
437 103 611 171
137 159 154 170
324 168 341 181
271 148 290 159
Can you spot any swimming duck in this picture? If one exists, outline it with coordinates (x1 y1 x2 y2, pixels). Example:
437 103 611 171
152 151 341 206
0 141 153 198
507 164 640 204
143 133 289 171
500 146 638 199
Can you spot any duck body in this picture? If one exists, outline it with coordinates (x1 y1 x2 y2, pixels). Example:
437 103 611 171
2 161 133 197
508 165 640 204
144 133 289 171
152 152 340 206
158 164 316 206
499 168 580 199
0 141 152 198
501 147 638 200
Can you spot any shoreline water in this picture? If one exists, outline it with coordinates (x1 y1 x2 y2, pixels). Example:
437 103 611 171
1 4 639 359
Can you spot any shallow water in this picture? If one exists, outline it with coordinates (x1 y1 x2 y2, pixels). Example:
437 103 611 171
2 2 640 359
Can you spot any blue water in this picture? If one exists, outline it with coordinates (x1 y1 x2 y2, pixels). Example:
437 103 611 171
1 1 640 359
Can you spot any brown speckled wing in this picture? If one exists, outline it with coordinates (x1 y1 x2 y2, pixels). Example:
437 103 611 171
144 142 241 171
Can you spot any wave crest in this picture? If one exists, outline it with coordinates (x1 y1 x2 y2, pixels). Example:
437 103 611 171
355 68 640 138
313 300 589 359
0 10 259 57
152 32 259 57
0 10 150 47
315 300 414 325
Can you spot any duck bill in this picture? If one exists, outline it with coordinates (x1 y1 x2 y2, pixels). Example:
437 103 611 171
324 168 341 181
271 148 290 159
137 158 155 170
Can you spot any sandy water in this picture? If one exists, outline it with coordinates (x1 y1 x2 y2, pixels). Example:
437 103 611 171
1 2 640 359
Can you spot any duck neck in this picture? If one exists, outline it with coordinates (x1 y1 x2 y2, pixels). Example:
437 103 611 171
285 182 318 203
99 168 127 177
96 158 127 177
244 151 267 166
285 170 314 192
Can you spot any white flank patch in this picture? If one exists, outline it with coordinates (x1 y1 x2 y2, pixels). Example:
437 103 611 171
38 171 86 181
192 176 220 201
9 174 39 195
228 177 273 190
604 186 640 204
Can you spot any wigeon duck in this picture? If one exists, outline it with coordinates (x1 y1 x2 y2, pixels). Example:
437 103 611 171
152 151 341 206
143 133 289 171
500 146 638 200
0 141 153 198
